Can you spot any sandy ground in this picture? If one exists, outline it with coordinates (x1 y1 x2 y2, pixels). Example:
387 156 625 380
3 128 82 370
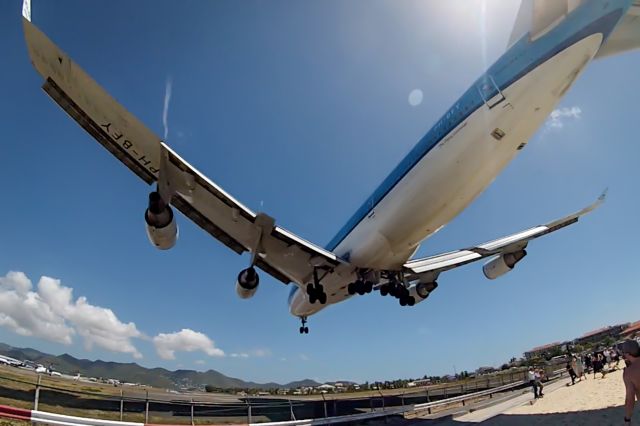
476 366 639 425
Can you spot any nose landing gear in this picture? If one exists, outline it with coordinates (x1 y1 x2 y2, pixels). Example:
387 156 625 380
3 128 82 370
299 317 309 334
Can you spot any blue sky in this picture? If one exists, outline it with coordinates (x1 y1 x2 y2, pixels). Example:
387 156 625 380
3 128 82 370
1 0 639 384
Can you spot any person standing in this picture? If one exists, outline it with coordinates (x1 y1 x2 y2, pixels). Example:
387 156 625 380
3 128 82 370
566 357 577 385
622 340 640 425
575 356 586 381
527 367 538 398
535 368 545 397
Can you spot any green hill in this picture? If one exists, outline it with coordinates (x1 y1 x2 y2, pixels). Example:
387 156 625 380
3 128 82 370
0 343 319 390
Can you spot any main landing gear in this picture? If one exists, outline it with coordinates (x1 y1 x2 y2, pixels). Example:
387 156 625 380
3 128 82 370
347 279 373 296
347 270 374 296
299 317 309 334
379 274 415 306
306 268 327 304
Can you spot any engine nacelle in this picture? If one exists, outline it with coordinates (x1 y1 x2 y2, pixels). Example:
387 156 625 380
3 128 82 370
236 267 260 299
482 250 527 280
145 192 178 250
407 281 438 305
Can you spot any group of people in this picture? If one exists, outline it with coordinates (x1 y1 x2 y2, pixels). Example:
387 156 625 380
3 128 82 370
526 339 640 425
565 346 624 384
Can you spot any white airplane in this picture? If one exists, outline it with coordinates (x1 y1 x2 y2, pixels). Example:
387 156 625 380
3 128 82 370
22 0 640 333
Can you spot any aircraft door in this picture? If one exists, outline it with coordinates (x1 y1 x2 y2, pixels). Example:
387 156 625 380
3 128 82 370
476 74 506 109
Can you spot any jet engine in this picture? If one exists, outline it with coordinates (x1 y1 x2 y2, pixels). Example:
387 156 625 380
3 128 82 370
402 281 438 306
482 250 527 280
236 267 260 299
144 192 178 250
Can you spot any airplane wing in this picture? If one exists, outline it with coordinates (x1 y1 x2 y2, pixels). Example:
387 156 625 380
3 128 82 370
22 7 343 287
403 191 606 280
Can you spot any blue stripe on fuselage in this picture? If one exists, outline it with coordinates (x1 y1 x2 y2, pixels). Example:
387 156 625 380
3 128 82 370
325 1 627 253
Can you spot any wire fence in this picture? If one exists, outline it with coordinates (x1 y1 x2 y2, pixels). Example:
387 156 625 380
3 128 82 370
0 367 552 424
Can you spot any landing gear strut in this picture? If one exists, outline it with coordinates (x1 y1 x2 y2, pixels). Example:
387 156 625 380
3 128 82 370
306 268 327 304
299 317 309 334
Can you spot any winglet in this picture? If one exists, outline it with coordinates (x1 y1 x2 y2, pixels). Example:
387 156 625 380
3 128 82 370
597 188 608 204
22 0 31 21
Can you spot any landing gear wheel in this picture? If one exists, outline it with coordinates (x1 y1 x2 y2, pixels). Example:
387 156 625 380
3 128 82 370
309 292 317 304
407 297 415 306
364 281 373 293
318 292 327 305
380 285 389 296
303 327 309 334
299 326 305 334
347 282 356 295
399 297 407 306
306 283 314 295
356 280 366 295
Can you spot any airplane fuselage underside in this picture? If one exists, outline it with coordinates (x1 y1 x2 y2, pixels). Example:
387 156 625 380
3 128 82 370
290 33 604 318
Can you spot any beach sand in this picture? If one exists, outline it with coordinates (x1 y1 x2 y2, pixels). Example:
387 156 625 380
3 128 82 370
475 365 638 425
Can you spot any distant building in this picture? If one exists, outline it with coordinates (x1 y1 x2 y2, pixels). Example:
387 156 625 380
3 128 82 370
574 324 628 345
620 321 640 340
411 378 433 387
524 341 566 360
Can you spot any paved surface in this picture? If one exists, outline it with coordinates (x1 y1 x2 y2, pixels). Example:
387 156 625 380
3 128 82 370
401 376 572 425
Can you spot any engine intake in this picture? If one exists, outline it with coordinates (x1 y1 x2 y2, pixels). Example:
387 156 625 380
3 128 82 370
482 250 527 280
236 267 260 299
145 192 178 250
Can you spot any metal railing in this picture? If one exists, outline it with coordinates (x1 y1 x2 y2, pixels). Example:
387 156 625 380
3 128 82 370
0 367 561 424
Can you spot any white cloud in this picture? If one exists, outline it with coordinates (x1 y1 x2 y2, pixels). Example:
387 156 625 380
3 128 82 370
0 272 143 358
229 348 270 359
230 353 249 358
195 360 206 365
153 329 224 360
299 354 310 361
547 106 582 129
162 76 172 140
251 348 271 357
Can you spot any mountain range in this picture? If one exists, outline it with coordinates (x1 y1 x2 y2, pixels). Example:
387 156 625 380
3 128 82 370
0 343 320 390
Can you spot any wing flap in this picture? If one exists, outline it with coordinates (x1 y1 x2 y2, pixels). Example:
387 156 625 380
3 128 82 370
23 18 161 184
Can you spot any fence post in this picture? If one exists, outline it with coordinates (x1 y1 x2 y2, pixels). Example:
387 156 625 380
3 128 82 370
119 389 124 421
321 393 328 418
425 388 430 403
190 398 194 426
289 399 296 420
401 392 405 407
145 390 149 424
247 399 252 424
34 374 41 410
378 390 385 411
